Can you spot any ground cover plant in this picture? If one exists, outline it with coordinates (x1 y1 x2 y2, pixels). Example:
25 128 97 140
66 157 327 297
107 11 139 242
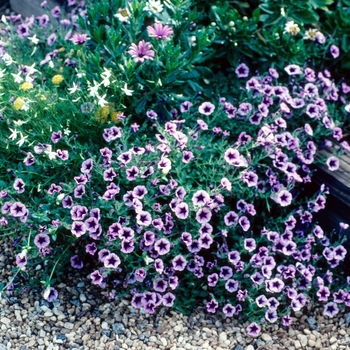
1 0 350 335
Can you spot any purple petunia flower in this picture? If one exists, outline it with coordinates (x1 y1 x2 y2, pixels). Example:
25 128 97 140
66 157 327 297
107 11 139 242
90 270 103 285
70 255 83 269
86 242 97 255
228 250 241 265
238 216 250 231
276 189 292 207
330 45 340 58
81 158 93 173
48 183 62 195
265 309 278 323
323 302 339 317
37 14 49 27
47 33 57 46
136 211 152 226
154 238 171 255
246 322 261 337
17 24 30 38
198 102 215 115
71 221 86 237
13 178 25 193
104 253 121 269
206 299 219 313
43 287 58 302
128 40 155 63
265 277 285 293
195 207 212 224
147 23 173 40
256 294 268 308
284 64 302 75
153 278 167 292
222 304 235 317
162 292 175 307
225 279 239 293
51 130 62 144
219 266 233 280
121 239 134 254
62 195 73 208
103 168 117 182
241 171 258 187
103 126 122 142
10 202 27 217
180 101 193 113
16 252 28 268
34 233 50 249
235 63 249 78
172 255 187 271
326 156 340 171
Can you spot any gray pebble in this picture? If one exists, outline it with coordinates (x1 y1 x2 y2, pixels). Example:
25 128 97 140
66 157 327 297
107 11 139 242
77 282 85 288
39 300 50 308
101 330 111 337
70 299 81 307
234 346 244 350
307 316 317 325
0 345 8 350
346 312 350 324
112 323 126 335
56 334 67 341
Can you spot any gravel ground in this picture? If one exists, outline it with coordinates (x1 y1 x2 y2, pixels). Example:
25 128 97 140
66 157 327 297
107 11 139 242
1 236 350 350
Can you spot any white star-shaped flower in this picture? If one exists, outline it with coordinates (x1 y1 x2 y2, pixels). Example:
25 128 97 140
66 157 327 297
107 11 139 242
121 83 133 96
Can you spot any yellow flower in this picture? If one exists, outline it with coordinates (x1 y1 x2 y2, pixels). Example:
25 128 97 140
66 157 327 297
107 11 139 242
58 47 65 52
21 82 34 91
111 111 124 123
13 97 24 110
52 74 64 85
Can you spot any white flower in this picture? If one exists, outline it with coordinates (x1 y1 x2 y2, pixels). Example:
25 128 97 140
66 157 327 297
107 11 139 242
121 83 133 96
1 53 13 65
144 255 154 265
100 68 112 87
303 28 319 41
11 72 23 84
0 68 5 79
28 34 39 45
16 132 28 147
68 82 79 94
8 128 18 141
144 0 163 13
284 21 300 36
114 8 130 23
88 80 100 98
97 93 108 107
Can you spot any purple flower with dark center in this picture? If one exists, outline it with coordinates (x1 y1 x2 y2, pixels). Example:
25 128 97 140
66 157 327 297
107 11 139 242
256 294 268 307
238 102 253 116
237 289 247 302
86 242 97 255
24 152 35 166
207 273 219 287
182 150 194 163
235 63 249 78
104 253 121 268
43 287 58 302
147 23 173 40
126 166 139 180
70 33 90 45
330 45 339 58
192 190 210 207
265 309 278 323
103 126 122 142
47 33 57 46
135 268 147 282
154 258 164 273
118 151 132 165
188 239 201 253
84 217 99 233
198 233 213 249
199 223 213 235
10 202 27 217
17 24 30 38
74 174 89 185
276 189 292 207
162 292 175 307
98 249 111 262
174 202 189 219
60 19 71 28
128 40 155 63
334 245 347 260
323 302 339 317
51 130 62 143
71 221 86 237
154 238 170 255
51 5 61 17
13 178 25 193
180 101 193 113
224 211 238 226
326 156 339 171
103 168 116 181
71 255 83 269
90 270 103 285
228 250 241 265
153 279 167 292
81 158 93 173
239 216 250 231
74 185 85 198
282 314 293 327
246 322 261 337
121 239 134 254
222 304 235 317
56 149 69 161
136 211 152 226
265 277 284 293
285 64 302 75
225 279 239 293
317 286 330 301
242 171 258 187
133 185 148 199
206 299 218 313
198 102 215 115
305 103 320 119
181 232 192 246
16 252 27 268
131 293 144 308
250 272 264 285
219 266 233 280
34 233 50 249
195 207 212 224
37 14 49 27
48 183 62 195
268 297 279 310
172 255 187 271
120 227 134 241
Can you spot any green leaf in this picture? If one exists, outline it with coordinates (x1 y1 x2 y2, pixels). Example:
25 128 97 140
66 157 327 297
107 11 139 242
291 9 319 24
309 0 334 9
